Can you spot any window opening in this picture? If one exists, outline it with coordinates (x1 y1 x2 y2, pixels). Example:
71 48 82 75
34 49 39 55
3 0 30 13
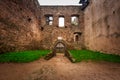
59 16 65 27
75 35 79 41
45 15 53 25
74 34 79 42
58 37 63 40
74 32 82 42
71 16 79 26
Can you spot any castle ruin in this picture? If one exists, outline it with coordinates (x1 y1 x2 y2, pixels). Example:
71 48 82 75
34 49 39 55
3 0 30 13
0 0 120 55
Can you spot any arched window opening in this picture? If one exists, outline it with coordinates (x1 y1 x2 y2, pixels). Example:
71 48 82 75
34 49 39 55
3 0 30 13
76 35 79 41
74 35 79 42
59 16 65 27
74 32 82 42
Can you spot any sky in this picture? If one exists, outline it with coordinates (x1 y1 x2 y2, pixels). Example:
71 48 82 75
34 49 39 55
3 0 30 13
38 0 80 5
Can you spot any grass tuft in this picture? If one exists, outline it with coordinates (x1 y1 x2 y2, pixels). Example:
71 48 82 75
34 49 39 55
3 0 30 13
0 50 50 63
69 50 120 63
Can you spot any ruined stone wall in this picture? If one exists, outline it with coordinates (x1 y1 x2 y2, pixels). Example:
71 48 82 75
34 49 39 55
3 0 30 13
40 6 84 49
84 0 120 55
0 0 42 53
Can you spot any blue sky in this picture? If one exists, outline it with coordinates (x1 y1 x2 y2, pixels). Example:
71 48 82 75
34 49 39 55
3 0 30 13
38 0 80 5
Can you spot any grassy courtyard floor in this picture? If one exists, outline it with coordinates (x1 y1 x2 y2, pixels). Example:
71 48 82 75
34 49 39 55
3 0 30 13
0 50 120 63
0 50 50 63
69 50 120 63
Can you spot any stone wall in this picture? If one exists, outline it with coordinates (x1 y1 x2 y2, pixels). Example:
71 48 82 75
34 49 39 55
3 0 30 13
2 0 119 55
40 6 84 49
0 0 42 53
84 0 120 55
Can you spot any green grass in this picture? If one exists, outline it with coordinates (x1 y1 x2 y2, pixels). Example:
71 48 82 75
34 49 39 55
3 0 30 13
0 50 50 63
69 50 120 63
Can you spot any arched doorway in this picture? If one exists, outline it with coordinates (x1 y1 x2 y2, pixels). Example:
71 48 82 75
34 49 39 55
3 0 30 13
45 40 73 62
54 41 66 53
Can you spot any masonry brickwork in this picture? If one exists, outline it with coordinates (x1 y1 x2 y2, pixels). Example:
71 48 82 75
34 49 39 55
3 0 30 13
40 6 84 49
0 0 120 55
0 0 41 53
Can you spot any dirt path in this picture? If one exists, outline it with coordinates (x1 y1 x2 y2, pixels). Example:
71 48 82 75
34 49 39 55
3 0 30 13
0 53 120 80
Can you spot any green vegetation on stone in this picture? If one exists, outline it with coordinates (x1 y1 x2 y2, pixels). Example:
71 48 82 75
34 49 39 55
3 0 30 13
69 50 120 63
0 50 50 63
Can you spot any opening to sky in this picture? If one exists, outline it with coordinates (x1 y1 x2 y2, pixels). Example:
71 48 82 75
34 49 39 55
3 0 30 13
38 0 81 5
59 17 65 27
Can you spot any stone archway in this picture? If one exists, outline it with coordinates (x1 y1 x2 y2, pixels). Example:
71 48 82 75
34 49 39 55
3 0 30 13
54 41 66 53
52 40 68 56
45 40 73 62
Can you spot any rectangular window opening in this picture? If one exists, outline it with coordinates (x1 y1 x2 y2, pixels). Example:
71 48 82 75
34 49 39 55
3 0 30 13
45 15 53 25
71 16 79 26
59 16 65 27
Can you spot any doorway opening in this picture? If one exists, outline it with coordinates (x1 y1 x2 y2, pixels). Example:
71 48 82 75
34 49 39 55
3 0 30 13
44 40 74 62
55 42 65 53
